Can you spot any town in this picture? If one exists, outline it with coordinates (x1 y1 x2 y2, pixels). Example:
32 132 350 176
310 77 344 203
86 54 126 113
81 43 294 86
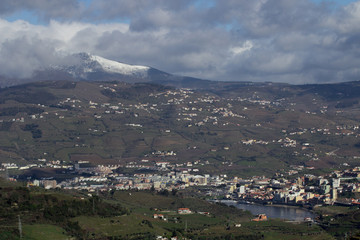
2 159 360 209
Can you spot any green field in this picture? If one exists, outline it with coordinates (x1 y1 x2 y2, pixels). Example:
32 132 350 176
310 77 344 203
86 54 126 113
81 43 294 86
22 224 69 240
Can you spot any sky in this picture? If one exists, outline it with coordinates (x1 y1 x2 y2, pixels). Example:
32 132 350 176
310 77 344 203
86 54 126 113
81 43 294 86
0 0 360 84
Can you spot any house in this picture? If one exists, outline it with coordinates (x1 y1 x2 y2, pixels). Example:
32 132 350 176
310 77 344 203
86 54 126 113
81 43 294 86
153 214 165 219
178 208 192 214
251 214 267 221
198 212 210 216
42 180 57 189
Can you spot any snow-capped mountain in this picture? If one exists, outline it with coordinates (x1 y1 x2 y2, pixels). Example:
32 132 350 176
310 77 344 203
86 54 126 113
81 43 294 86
0 52 209 88
50 53 153 81
89 55 150 76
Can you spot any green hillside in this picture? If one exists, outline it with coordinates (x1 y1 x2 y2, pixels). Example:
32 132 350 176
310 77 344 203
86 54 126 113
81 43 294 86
0 178 338 240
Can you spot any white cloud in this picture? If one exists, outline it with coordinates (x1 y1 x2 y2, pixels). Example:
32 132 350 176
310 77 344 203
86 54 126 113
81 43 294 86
230 41 254 55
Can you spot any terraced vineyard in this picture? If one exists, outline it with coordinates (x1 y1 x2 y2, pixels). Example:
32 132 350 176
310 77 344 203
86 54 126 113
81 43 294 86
1 80 360 177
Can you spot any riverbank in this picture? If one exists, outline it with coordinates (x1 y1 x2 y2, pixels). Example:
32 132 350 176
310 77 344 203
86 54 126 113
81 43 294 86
219 200 316 222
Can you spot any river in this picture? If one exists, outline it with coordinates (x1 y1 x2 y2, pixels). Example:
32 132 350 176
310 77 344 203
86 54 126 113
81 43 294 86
221 200 315 222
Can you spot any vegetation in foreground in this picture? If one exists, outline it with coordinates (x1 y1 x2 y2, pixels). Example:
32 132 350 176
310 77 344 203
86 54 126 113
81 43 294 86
0 178 349 240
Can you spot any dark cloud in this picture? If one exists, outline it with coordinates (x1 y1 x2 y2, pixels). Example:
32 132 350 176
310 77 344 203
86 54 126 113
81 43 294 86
1 0 360 84
0 0 81 20
86 0 193 21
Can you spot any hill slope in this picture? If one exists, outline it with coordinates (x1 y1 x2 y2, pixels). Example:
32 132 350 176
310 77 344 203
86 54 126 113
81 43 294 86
1 80 360 177
0 178 338 240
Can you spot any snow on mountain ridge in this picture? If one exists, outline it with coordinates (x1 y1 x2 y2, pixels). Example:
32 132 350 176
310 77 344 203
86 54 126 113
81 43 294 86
90 55 150 77
48 53 152 80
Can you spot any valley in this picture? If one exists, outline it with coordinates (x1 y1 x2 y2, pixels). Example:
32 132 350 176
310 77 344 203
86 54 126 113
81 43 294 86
2 80 360 239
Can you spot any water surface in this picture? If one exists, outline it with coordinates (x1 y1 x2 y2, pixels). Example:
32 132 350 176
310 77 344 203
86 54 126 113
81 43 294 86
221 200 315 221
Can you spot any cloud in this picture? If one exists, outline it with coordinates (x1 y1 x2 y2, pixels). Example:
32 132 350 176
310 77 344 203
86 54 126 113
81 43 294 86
230 41 254 55
0 35 81 79
0 0 81 20
0 0 360 84
0 19 128 78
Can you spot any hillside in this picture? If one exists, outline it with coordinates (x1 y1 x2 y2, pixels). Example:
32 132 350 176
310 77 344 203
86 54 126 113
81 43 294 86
1 80 360 178
0 178 340 240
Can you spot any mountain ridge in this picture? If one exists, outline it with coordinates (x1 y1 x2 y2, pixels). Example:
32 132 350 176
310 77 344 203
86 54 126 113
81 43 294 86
0 52 176 88
2 52 360 90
